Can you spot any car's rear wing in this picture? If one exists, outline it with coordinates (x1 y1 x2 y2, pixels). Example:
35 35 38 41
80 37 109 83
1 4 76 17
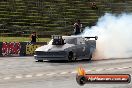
85 36 98 40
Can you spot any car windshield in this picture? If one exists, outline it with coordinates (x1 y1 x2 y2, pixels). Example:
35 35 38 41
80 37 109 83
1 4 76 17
64 38 77 44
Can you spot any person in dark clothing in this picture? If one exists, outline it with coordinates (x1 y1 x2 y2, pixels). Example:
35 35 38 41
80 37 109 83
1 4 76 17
91 2 98 10
73 20 82 35
30 32 38 43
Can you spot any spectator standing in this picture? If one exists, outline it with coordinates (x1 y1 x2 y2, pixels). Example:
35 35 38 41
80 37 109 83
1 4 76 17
91 2 98 10
91 2 101 15
73 20 82 35
30 32 38 43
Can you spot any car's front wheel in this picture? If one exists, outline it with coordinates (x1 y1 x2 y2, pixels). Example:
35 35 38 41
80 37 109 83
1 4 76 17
37 60 43 62
68 51 76 62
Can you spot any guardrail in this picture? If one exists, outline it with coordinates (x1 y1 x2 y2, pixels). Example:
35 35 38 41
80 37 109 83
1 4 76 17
0 42 47 56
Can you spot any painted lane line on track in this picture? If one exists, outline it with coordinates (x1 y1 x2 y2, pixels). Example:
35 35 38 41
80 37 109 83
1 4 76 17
60 72 68 75
46 73 56 76
71 71 77 74
36 74 44 77
116 67 124 70
105 68 115 71
0 66 131 81
122 67 131 69
95 68 104 72
15 76 23 79
25 75 33 78
112 67 130 70
85 70 92 72
3 77 11 80
91 69 97 71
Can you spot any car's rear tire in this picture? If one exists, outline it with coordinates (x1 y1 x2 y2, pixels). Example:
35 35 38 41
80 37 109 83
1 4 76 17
83 54 92 61
88 54 92 61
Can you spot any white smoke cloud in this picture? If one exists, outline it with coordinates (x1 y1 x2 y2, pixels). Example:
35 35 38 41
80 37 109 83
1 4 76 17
81 13 132 59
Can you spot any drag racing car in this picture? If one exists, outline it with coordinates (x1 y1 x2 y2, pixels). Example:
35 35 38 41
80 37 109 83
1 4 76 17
34 35 98 62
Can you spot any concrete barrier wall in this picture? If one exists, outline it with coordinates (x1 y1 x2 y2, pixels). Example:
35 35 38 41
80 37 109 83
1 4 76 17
0 42 47 56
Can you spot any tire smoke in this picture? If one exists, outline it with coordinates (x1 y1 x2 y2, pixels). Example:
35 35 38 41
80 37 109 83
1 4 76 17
81 13 132 60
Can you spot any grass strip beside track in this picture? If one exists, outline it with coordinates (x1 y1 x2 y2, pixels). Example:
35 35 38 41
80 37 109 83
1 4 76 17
0 37 51 42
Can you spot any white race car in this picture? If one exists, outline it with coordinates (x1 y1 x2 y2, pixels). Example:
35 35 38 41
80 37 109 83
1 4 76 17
34 35 98 62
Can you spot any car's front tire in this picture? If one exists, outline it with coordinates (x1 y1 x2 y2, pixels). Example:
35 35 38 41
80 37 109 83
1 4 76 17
68 51 76 62
37 60 43 62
